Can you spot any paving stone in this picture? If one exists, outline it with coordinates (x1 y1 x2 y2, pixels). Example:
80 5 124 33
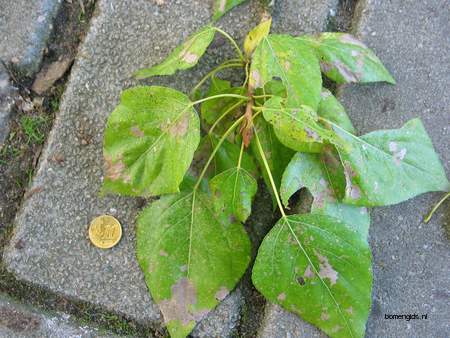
0 293 119 338
0 63 17 147
338 1 450 337
0 0 62 76
259 0 450 337
2 0 341 335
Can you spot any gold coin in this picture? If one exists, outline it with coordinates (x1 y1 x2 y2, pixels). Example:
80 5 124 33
88 215 122 249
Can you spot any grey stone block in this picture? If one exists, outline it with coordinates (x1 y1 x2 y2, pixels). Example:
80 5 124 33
0 0 62 76
0 293 119 338
0 63 16 147
4 0 259 335
338 1 450 337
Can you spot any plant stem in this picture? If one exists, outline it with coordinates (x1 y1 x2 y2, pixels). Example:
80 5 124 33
212 27 245 61
190 62 243 97
194 114 246 190
208 100 245 135
424 192 450 223
253 129 286 218
191 94 249 106
252 94 273 99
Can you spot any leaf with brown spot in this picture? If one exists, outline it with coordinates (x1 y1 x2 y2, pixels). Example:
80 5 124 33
330 118 450 206
213 0 247 21
103 86 200 197
280 152 370 240
252 213 372 338
134 26 215 79
137 189 250 338
297 33 395 84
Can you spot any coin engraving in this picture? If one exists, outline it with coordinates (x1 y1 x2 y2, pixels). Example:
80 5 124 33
89 215 122 249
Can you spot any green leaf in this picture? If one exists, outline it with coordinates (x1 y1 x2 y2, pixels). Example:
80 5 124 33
244 17 272 57
318 89 355 134
251 116 294 204
197 136 258 178
200 77 245 133
331 118 450 206
137 190 251 338
250 35 322 109
213 0 247 21
252 213 372 338
103 86 200 197
281 152 369 240
210 167 258 223
134 26 215 79
262 96 342 153
300 33 395 84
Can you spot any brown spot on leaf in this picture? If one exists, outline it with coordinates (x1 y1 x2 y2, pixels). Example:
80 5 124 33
130 126 145 137
215 286 229 301
304 127 320 141
343 161 361 200
218 0 226 12
334 60 359 82
315 251 338 285
346 306 353 315
159 250 168 257
331 325 342 333
321 312 330 321
340 34 367 48
284 61 291 71
297 276 306 286
277 293 286 301
168 114 189 138
251 70 261 88
181 51 199 64
104 155 131 183
159 278 208 326
304 265 314 279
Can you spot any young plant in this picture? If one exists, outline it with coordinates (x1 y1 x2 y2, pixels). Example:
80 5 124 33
102 5 449 338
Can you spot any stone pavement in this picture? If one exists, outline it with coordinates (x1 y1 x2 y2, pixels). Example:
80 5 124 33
1 0 449 337
0 293 120 337
0 63 16 146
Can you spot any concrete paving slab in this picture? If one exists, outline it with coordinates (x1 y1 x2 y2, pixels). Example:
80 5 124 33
338 1 450 337
4 0 261 335
0 63 16 147
0 0 62 76
0 293 119 338
3 0 343 335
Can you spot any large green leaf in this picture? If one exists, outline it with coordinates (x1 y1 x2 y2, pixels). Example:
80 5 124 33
281 152 369 240
330 118 450 206
250 35 322 109
213 0 247 21
318 89 355 134
299 33 395 84
209 167 257 223
134 26 215 79
103 86 200 197
200 77 245 133
137 190 251 338
252 213 372 338
251 117 294 204
262 96 343 153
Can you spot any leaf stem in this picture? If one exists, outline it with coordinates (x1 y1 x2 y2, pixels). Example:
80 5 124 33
194 114 246 190
253 129 286 218
212 27 245 61
190 62 243 97
191 94 249 106
252 94 273 99
208 100 245 135
424 192 450 223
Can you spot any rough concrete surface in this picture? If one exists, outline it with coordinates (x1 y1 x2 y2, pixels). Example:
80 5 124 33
338 1 450 337
4 0 261 335
0 63 16 147
0 0 62 76
0 293 119 338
